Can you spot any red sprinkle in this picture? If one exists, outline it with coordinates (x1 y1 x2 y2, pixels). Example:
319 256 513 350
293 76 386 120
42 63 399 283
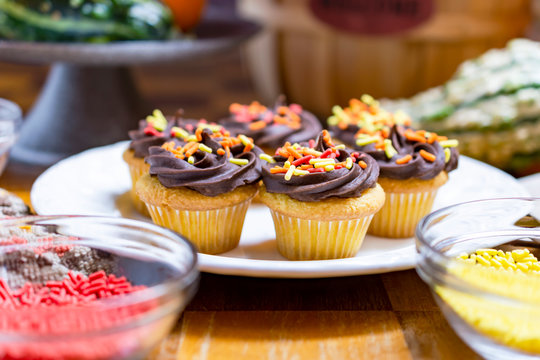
307 167 325 173
320 149 333 159
292 155 313 166
143 126 163 137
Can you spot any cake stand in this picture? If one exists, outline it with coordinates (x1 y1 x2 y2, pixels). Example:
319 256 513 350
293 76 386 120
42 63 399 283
0 15 259 166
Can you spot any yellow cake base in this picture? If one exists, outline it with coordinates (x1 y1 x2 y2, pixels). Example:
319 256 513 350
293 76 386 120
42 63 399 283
122 149 150 216
136 174 258 254
260 184 385 260
368 172 448 238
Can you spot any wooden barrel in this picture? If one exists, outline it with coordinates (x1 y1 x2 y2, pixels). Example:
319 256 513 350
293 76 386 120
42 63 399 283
238 0 531 117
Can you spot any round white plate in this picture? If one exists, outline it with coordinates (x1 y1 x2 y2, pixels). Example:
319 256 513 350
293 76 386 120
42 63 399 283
31 141 529 278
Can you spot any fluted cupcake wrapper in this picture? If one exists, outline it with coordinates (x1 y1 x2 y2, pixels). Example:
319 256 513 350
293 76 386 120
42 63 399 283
145 200 252 255
126 160 150 216
269 210 374 260
368 190 438 238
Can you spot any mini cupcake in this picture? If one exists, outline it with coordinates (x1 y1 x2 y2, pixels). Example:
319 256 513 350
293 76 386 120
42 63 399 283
329 96 459 238
136 128 262 254
219 96 322 154
123 109 222 215
259 130 385 260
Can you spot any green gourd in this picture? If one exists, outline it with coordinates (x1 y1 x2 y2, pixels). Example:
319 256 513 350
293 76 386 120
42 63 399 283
0 0 175 42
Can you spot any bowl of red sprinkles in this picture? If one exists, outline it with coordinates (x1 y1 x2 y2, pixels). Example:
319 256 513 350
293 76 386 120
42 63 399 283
0 215 199 360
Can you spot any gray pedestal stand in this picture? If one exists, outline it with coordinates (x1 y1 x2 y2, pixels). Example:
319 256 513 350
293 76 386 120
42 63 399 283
0 16 258 166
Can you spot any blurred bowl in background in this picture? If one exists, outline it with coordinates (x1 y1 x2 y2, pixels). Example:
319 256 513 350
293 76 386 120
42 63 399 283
0 215 199 360
416 198 540 360
0 98 21 175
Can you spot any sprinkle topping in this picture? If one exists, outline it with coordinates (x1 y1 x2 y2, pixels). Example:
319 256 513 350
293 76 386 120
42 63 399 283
228 101 304 130
262 130 365 180
161 129 255 167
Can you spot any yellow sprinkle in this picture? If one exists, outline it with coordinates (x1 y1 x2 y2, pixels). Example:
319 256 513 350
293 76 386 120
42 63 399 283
476 256 490 266
361 94 377 106
334 144 346 149
239 134 252 147
293 169 309 176
457 253 468 260
229 158 249 166
439 139 459 148
309 158 336 164
345 157 353 170
284 165 295 181
489 258 502 268
259 154 275 163
284 161 291 169
19 225 32 231
477 249 498 256
186 135 198 142
444 148 451 163
512 250 529 261
355 137 378 147
324 164 335 172
327 115 339 126
383 139 397 159
187 156 195 164
332 105 350 122
314 161 335 169
517 262 529 271
171 126 189 139
198 144 212 153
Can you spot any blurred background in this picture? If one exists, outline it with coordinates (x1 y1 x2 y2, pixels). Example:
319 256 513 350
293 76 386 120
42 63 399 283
0 0 538 175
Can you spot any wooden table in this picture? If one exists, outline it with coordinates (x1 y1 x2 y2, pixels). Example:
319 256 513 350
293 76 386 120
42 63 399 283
0 161 480 360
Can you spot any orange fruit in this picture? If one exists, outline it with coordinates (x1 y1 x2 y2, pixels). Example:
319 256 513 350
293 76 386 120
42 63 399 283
162 0 207 32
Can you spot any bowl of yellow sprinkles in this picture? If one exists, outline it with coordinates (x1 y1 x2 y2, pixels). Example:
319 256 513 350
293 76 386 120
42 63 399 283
416 197 540 360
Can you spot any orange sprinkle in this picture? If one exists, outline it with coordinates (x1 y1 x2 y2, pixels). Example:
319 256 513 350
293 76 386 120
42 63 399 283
419 149 436 162
395 154 412 164
427 132 438 144
229 103 242 113
436 135 448 142
286 146 302 159
270 167 287 174
358 160 367 169
273 115 289 125
217 148 225 156
249 120 267 131
381 127 390 139
243 143 254 153
338 122 348 130
276 148 289 158
195 127 203 141
375 141 386 150
416 130 426 137
277 106 289 115
404 129 426 143
288 156 294 163
300 164 311 170
226 147 231 158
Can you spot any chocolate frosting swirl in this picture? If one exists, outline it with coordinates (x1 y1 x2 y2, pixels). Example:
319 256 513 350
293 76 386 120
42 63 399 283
355 126 459 180
262 133 379 202
219 99 322 149
146 129 262 197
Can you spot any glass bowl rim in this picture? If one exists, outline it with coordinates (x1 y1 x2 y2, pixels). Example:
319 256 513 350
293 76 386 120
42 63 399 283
415 196 540 306
0 214 199 339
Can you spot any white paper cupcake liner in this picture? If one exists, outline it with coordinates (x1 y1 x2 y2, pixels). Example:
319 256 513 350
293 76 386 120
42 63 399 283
368 190 438 238
269 210 374 260
145 200 252 254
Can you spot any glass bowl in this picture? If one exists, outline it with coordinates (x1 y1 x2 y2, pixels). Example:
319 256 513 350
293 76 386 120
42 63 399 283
0 98 21 175
416 197 540 360
0 215 199 360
